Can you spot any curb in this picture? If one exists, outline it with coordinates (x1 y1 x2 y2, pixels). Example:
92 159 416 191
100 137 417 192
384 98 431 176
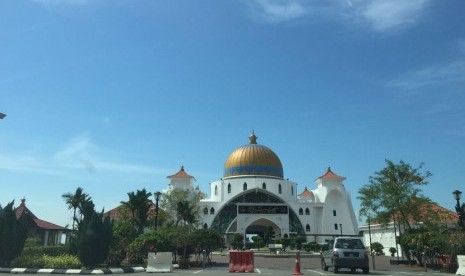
0 267 145 274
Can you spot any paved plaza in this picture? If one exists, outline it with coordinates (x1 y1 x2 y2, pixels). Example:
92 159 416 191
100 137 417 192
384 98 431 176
150 254 452 276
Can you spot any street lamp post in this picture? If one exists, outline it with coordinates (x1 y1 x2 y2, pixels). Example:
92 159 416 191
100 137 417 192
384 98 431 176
339 224 343 236
452 190 464 228
154 191 161 230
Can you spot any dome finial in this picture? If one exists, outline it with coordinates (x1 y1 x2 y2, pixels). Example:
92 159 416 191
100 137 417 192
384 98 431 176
249 131 257 144
181 165 184 171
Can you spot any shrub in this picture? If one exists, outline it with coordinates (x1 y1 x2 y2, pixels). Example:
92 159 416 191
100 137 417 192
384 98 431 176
11 255 45 268
303 242 322 253
11 254 81 269
230 233 244 250
389 247 397 257
24 237 42 247
0 201 28 267
22 246 67 257
42 254 81 269
77 208 113 268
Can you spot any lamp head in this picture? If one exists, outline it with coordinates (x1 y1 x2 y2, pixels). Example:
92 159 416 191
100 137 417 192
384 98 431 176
155 191 162 200
453 190 462 201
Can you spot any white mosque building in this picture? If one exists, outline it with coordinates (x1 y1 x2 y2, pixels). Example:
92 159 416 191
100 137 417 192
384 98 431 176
166 133 359 244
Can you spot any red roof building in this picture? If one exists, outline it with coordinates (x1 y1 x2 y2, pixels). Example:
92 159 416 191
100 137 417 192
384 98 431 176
15 199 67 246
317 166 346 181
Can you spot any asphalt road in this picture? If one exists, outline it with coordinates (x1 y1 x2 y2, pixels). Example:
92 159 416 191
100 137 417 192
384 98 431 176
139 254 451 276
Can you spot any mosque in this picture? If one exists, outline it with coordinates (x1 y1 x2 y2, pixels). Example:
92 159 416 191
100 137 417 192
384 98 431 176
166 133 359 244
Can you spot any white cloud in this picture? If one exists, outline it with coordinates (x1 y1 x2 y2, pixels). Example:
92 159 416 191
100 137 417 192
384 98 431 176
1 134 165 176
32 0 88 6
353 0 430 32
388 60 465 90
0 154 59 175
248 0 309 23
245 0 430 33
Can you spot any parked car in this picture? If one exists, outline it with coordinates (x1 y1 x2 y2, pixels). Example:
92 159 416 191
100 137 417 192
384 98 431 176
321 237 369 274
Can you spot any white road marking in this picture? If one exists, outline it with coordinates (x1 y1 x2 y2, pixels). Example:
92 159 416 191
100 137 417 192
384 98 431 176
256 268 262 273
306 269 327 275
193 270 204 274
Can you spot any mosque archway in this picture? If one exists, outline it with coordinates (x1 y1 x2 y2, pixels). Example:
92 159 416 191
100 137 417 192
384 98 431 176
210 189 305 235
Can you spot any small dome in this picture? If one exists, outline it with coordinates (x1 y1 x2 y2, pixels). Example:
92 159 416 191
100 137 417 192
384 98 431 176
223 133 283 179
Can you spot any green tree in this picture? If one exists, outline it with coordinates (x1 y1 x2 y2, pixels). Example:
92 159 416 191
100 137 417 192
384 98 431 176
251 236 265 250
281 237 290 251
107 214 137 266
75 199 113 268
370 242 384 256
172 226 193 261
230 233 244 250
120 189 152 234
263 226 275 245
176 200 197 226
160 189 200 226
62 187 91 231
290 235 306 250
0 201 28 267
358 160 432 230
190 228 224 264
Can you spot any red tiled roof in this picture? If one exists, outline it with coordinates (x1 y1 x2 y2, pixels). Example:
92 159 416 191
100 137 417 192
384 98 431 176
167 165 194 179
15 199 66 230
317 167 346 180
298 187 314 197
105 201 166 220
34 218 66 230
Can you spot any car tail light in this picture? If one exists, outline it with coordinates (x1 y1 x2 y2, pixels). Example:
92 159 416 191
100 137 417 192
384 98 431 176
333 251 339 257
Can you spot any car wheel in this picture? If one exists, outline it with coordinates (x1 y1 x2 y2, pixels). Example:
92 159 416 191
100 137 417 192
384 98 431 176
363 267 369 274
321 259 328 271
334 266 339 273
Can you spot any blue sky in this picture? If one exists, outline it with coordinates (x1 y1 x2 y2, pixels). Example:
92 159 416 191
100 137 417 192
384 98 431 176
1 0 465 228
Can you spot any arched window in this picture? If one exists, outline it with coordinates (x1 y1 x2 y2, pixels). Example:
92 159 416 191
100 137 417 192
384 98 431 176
210 207 215 215
306 224 311 232
299 208 303 215
262 182 266 190
203 223 208 229
305 208 310 215
228 183 231 193
278 184 282 194
203 207 208 215
283 234 289 238
214 185 217 196
243 182 247 191
291 186 294 195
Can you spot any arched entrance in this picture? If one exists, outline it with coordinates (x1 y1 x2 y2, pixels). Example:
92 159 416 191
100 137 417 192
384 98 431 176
245 218 280 247
210 189 305 247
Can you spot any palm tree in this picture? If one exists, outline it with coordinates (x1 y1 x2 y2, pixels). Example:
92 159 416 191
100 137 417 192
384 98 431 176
62 187 91 231
121 189 152 234
176 200 197 226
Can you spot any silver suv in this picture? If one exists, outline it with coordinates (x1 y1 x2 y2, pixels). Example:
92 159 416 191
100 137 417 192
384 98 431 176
321 237 369 274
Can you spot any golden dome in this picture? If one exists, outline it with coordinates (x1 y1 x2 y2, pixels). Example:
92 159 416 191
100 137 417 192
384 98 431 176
223 133 283 179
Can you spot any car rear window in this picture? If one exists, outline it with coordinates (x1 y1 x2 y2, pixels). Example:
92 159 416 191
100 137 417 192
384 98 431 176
335 239 364 249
